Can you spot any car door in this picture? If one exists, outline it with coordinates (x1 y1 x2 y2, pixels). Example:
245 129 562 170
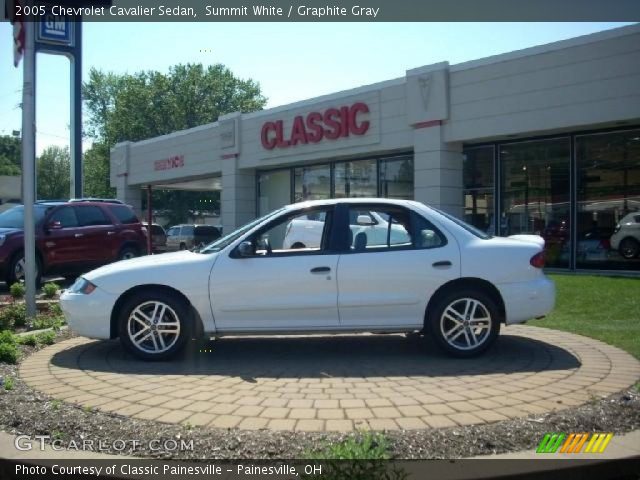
209 206 340 331
41 206 85 267
73 205 115 263
336 203 460 329
165 227 179 251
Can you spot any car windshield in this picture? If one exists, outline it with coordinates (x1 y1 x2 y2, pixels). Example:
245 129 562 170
198 208 286 254
0 205 52 228
431 207 493 240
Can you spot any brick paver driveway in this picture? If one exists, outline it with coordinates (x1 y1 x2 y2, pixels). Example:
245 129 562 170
20 326 640 432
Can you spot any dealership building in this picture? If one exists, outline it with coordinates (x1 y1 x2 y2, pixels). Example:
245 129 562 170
111 24 640 272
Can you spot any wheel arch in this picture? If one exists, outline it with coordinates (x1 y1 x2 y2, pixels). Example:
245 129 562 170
109 284 204 340
424 277 506 328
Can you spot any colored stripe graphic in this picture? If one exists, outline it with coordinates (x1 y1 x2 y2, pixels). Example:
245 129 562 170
537 433 614 454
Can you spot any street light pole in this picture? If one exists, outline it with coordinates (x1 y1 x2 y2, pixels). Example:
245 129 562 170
21 6 37 318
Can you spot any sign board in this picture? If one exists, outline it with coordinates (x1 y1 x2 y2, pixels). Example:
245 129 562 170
36 15 74 47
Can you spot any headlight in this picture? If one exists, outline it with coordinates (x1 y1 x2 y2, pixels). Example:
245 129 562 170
68 277 96 295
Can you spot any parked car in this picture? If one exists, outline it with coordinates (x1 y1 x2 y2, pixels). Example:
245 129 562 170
142 223 167 253
610 212 640 259
165 224 222 251
60 198 555 361
559 228 614 263
0 201 147 286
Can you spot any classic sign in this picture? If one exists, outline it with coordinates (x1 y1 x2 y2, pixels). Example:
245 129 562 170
260 102 370 150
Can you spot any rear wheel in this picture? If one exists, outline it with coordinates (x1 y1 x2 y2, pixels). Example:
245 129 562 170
118 291 192 360
118 246 139 261
427 289 500 358
619 237 639 259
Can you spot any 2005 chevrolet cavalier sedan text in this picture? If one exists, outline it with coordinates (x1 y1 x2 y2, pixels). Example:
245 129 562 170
60 199 555 360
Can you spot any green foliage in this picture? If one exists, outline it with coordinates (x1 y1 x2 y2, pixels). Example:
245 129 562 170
30 315 64 331
83 142 115 198
9 282 25 299
3 376 15 390
0 343 19 364
42 282 59 299
0 330 16 345
0 303 27 330
0 135 21 176
308 432 391 460
35 331 56 345
48 302 63 317
17 334 38 346
37 146 70 200
51 399 62 411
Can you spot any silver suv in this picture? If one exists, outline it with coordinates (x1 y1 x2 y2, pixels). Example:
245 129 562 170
165 224 222 251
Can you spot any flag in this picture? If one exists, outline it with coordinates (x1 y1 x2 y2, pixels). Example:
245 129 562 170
11 0 25 67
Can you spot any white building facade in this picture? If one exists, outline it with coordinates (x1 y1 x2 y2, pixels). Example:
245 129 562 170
111 24 640 272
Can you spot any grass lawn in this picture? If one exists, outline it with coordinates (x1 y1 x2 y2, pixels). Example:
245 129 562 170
530 274 640 359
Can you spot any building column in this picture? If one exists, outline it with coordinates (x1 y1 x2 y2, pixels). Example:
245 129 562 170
412 124 464 217
110 141 142 216
221 156 256 233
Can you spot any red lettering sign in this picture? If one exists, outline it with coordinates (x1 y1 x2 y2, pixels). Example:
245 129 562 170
154 155 185 171
261 102 370 150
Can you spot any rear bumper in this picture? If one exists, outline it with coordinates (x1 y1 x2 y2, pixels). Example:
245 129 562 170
498 276 556 325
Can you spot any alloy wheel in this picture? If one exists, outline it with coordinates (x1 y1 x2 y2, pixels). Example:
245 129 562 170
127 301 181 354
439 297 492 351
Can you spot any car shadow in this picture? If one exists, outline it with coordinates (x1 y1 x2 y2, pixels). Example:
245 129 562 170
50 333 581 379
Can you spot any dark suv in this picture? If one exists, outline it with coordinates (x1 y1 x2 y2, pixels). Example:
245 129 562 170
0 201 147 286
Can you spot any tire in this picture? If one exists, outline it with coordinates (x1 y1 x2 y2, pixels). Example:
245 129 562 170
427 289 500 358
118 290 192 361
179 243 186 250
6 251 42 288
118 246 139 261
619 237 639 260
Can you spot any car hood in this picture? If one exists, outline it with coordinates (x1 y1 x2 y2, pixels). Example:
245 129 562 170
84 250 215 283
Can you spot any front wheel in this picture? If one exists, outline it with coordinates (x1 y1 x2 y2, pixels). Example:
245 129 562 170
7 251 42 287
427 290 500 358
619 237 639 259
118 291 192 360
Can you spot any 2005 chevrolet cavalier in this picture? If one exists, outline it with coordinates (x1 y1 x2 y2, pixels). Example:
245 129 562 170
61 199 555 360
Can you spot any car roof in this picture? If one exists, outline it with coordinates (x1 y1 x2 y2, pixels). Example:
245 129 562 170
283 198 424 210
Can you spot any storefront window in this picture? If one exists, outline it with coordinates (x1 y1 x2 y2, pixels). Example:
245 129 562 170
294 164 331 202
258 170 291 216
334 159 377 198
500 138 571 268
379 156 413 200
576 129 640 270
463 146 494 234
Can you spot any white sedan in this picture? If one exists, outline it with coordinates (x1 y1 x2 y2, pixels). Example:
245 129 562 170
60 199 555 360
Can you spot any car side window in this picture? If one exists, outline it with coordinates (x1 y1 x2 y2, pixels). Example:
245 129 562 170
75 206 112 226
181 226 194 236
50 207 78 228
166 227 177 236
347 206 412 252
413 213 447 249
249 207 332 256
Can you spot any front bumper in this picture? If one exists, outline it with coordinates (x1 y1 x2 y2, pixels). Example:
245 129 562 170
60 286 118 340
498 276 556 325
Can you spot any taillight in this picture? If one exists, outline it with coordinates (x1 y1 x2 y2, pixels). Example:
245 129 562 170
530 251 545 268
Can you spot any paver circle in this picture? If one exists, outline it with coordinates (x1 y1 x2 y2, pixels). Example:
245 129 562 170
19 326 640 432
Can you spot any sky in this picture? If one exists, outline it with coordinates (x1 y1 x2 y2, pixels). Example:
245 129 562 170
0 22 635 155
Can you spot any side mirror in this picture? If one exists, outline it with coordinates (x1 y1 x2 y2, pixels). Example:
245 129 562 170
356 215 374 226
47 221 62 231
237 241 254 257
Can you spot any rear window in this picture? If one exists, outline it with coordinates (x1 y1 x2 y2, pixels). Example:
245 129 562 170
110 205 139 224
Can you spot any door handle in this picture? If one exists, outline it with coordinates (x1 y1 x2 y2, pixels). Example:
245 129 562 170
310 266 331 273
74 233 84 238
432 260 452 268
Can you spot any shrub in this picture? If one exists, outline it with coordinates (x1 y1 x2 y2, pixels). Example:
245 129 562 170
42 282 59 299
0 303 27 330
36 331 56 345
308 432 391 460
48 302 63 317
9 282 25 299
3 376 14 390
30 315 64 331
0 330 16 345
0 343 19 364
17 334 38 346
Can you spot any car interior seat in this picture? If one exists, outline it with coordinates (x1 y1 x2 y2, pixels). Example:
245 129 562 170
354 231 368 251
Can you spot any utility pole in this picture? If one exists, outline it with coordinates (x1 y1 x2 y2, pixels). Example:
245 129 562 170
21 4 37 318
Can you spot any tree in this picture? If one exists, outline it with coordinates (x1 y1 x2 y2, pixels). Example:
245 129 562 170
82 63 267 219
0 135 21 176
37 146 70 200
